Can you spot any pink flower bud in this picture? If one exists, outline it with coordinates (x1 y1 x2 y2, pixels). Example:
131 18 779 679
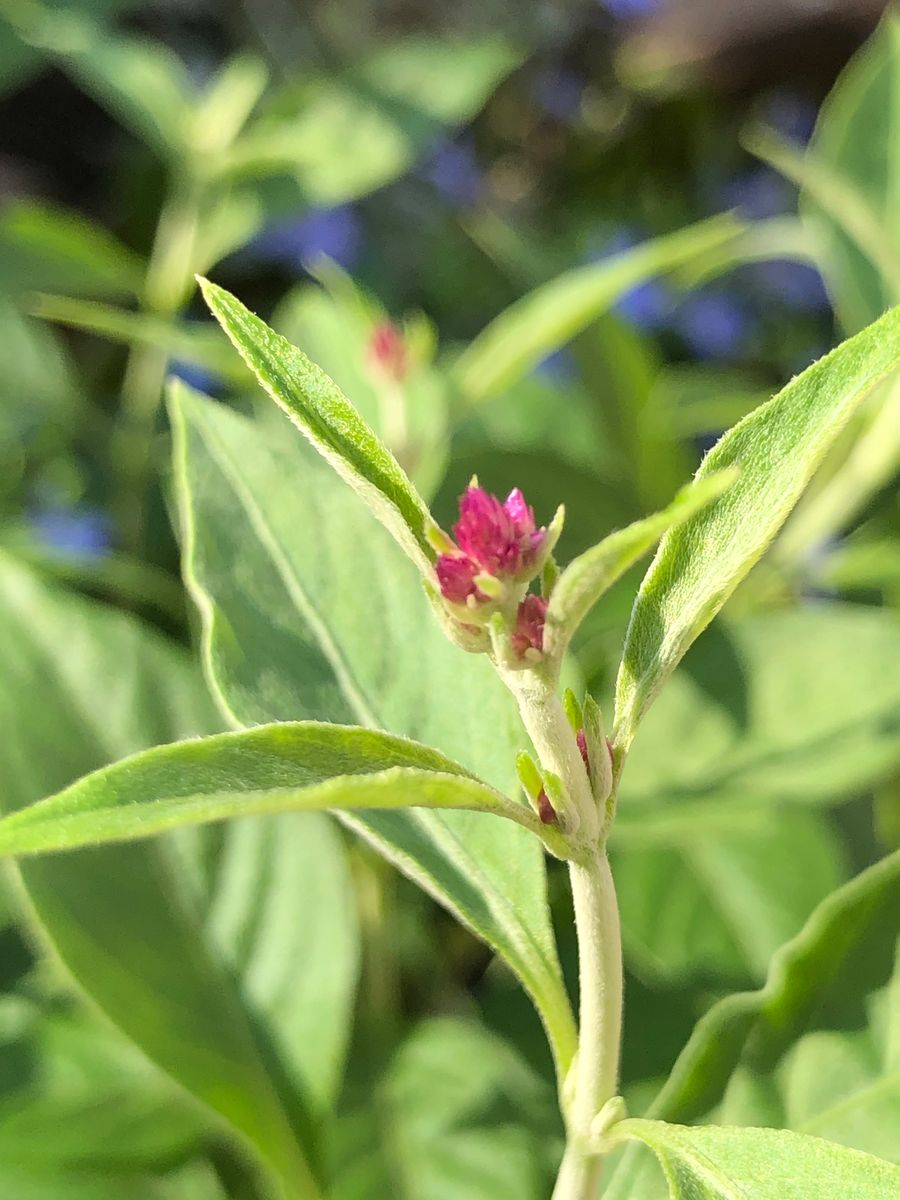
537 788 557 825
435 553 483 604
368 321 408 382
510 594 548 659
452 485 546 577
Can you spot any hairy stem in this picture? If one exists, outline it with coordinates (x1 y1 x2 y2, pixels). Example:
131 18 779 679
552 851 623 1200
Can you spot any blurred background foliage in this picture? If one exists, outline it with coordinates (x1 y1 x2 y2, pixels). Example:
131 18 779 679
0 0 899 1197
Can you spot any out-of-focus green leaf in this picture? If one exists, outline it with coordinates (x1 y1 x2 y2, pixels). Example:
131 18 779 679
171 385 576 1081
200 280 437 574
0 993 210 1171
0 300 82 442
0 201 144 299
794 14 900 332
605 850 900 1200
0 1163 227 1200
12 8 192 156
274 277 450 497
613 809 845 986
220 38 519 204
620 606 900 805
0 722 539 856
544 472 735 666
452 216 743 403
611 1118 900 1199
31 293 248 384
0 554 324 1196
614 305 900 751
649 367 770 439
332 1018 556 1200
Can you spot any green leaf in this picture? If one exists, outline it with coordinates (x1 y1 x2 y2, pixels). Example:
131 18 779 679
0 993 210 1172
620 606 900 806
612 808 845 986
613 304 900 751
219 38 519 204
199 279 436 574
31 293 249 384
612 1118 900 1199
332 1018 556 1200
0 722 540 857
649 849 900 1126
605 844 900 1200
544 471 735 665
174 809 360 1119
798 14 900 332
0 554 324 1196
17 9 192 156
452 215 743 404
0 201 144 298
171 384 577 1080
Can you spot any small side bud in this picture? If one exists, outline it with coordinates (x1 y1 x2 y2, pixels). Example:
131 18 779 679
537 789 557 825
583 694 613 806
516 750 545 803
563 688 583 734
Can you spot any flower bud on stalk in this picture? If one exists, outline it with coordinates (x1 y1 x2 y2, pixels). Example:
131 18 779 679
433 484 561 662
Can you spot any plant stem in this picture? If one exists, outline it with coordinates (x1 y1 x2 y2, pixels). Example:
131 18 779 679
505 671 624 1198
113 171 202 553
552 850 623 1200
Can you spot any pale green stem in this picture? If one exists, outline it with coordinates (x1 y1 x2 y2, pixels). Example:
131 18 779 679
552 851 623 1200
505 672 624 1200
113 172 202 553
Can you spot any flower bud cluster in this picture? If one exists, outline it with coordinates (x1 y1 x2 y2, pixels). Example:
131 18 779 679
434 485 553 664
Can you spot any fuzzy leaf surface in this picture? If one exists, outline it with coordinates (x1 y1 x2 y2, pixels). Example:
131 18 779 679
200 280 435 573
171 385 576 1078
614 304 900 749
0 723 536 856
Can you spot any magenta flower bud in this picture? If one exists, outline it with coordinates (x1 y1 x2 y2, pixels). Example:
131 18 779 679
452 485 546 578
367 320 408 382
510 594 548 659
537 788 557 825
436 553 483 604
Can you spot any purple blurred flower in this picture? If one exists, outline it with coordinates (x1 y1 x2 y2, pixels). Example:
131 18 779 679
252 205 363 271
594 228 675 331
750 259 830 313
720 167 792 220
534 348 577 382
31 505 111 559
597 0 663 18
533 67 585 122
760 90 819 146
675 291 752 360
422 139 484 209
168 358 222 396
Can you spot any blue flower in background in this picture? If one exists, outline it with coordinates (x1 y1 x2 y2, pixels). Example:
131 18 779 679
597 0 663 18
593 227 675 332
750 259 831 313
674 290 752 360
31 505 111 559
533 348 578 382
251 205 363 272
720 167 792 221
167 358 222 395
422 139 484 209
533 68 585 122
760 90 819 146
